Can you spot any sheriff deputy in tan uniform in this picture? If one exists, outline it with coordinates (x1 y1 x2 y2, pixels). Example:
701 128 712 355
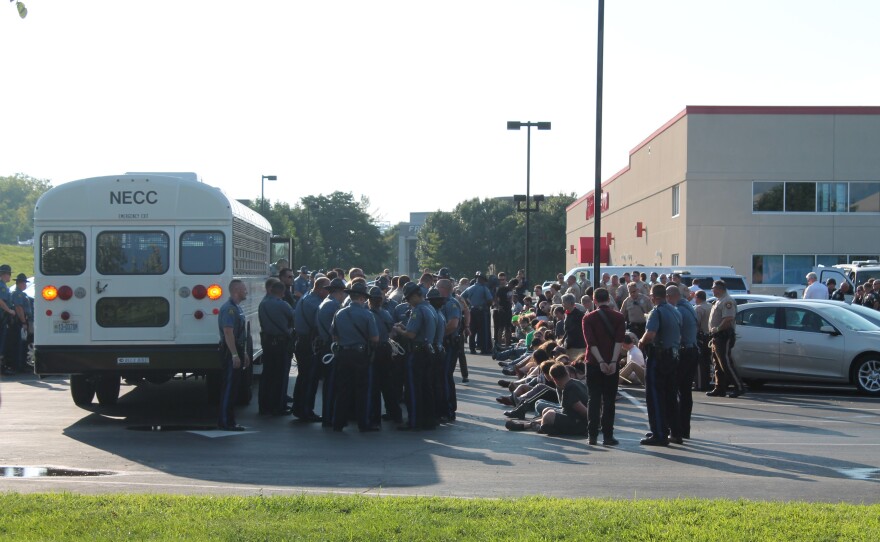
705 280 745 398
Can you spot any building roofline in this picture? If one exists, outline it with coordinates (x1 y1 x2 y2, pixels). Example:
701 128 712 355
566 105 880 212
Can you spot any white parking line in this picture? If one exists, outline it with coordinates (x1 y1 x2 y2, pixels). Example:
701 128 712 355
619 390 647 414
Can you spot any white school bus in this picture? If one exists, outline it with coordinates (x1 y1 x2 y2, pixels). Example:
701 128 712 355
33 173 290 407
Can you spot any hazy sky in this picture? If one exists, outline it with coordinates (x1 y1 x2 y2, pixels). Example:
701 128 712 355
2 1 878 224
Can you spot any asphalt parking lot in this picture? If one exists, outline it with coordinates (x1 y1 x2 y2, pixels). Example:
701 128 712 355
1 355 878 502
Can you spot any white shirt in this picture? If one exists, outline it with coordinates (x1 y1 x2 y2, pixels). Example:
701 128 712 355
626 346 646 368
804 281 829 299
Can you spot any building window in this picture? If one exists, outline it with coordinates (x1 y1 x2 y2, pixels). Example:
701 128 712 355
849 182 880 212
672 185 680 217
816 255 848 267
752 255 784 285
817 182 848 212
784 255 814 284
753 182 783 211
785 182 816 212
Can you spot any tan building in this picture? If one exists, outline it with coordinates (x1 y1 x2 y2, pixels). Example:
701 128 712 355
566 106 880 294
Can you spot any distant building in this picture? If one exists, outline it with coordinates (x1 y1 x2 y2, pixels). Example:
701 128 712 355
566 106 880 294
397 212 431 278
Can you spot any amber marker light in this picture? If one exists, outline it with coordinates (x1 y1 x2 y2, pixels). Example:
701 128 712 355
207 284 223 300
42 285 58 301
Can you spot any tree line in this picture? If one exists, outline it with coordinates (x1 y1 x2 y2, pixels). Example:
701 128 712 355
0 174 574 280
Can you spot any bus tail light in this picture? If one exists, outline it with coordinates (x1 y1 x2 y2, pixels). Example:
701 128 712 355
207 284 222 300
60 311 71 321
58 285 74 301
42 286 58 301
192 285 207 300
194 310 204 320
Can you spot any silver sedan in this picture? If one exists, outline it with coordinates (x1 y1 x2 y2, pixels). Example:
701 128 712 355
733 301 880 395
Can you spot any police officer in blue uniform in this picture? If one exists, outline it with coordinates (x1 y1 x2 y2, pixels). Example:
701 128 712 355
638 283 682 446
668 285 699 442
8 274 32 373
368 286 401 424
292 276 330 422
258 280 294 416
330 282 380 432
437 278 463 418
317 278 347 426
293 266 311 303
462 272 493 354
394 282 438 430
427 287 452 422
218 279 250 431
0 264 14 375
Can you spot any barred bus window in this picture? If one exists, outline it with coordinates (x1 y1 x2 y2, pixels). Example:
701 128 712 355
97 231 169 275
41 232 86 276
180 231 225 275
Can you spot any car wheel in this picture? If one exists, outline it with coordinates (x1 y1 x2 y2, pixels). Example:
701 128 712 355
853 357 880 396
95 375 121 405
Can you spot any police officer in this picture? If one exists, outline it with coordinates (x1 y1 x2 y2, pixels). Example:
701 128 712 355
293 266 311 303
0 264 15 375
317 278 347 426
368 286 400 424
638 283 682 446
707 280 745 398
8 274 33 373
436 278 462 418
667 285 699 442
393 282 438 430
292 276 330 422
258 280 294 416
331 282 380 432
218 279 250 431
278 268 297 308
693 290 712 391
461 272 493 354
426 287 449 422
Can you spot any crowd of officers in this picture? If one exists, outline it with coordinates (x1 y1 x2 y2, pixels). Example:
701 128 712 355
216 264 475 432
0 264 33 377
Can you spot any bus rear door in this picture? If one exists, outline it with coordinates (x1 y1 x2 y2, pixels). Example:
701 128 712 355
91 227 175 342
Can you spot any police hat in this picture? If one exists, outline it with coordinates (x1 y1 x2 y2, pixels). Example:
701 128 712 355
402 282 422 300
426 287 443 300
15 273 28 283
327 278 346 291
299 265 309 273
368 286 384 299
438 267 451 279
345 282 369 297
476 272 488 282
0 264 10 274
377 276 389 290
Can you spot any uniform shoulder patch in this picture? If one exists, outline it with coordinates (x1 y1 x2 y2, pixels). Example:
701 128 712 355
228 308 236 315
724 301 733 309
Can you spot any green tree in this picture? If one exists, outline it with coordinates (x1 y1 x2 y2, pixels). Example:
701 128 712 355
0 173 51 244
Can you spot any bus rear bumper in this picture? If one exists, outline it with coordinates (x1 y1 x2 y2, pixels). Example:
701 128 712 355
34 344 223 376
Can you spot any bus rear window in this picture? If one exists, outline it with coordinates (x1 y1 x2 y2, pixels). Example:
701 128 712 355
96 297 170 328
180 231 225 275
41 232 86 276
97 231 169 275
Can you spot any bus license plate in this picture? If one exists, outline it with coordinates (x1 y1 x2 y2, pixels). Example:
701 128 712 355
53 321 79 333
117 357 150 365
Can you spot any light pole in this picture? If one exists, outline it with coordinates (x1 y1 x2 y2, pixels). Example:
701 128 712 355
593 0 605 284
261 175 277 215
508 120 551 284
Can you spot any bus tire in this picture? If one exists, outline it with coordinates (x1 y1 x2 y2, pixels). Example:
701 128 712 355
70 375 95 406
96 375 121 405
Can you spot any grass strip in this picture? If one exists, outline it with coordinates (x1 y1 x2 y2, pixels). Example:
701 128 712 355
1 493 878 541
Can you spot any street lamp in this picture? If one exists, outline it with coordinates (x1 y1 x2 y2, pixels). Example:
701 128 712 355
261 175 277 215
508 121 551 284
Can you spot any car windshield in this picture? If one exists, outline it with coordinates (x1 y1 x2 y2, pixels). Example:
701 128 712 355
823 304 880 332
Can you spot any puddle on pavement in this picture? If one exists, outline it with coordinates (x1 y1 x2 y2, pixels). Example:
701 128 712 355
835 468 880 481
127 425 216 432
1 467 115 478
